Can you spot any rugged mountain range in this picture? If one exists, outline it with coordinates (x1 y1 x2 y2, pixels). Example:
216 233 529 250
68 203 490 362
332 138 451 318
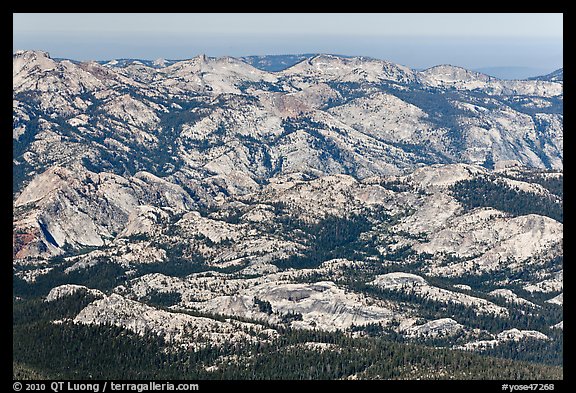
13 50 563 378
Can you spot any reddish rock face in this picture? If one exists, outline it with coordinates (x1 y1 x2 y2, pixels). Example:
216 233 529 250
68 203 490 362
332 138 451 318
13 229 39 259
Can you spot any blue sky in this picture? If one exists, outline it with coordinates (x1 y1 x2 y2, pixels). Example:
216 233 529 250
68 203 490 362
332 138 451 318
13 13 563 78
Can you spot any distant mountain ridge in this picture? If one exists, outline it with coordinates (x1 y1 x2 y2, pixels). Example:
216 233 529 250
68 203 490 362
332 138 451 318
240 54 320 72
474 66 561 81
86 52 561 81
13 50 563 197
529 68 563 82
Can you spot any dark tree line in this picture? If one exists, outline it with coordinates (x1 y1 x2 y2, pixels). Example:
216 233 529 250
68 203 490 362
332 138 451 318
13 317 563 380
13 295 563 380
13 283 564 380
451 176 562 222
273 213 375 269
